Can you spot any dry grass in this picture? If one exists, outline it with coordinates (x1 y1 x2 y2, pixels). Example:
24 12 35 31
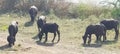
0 14 120 54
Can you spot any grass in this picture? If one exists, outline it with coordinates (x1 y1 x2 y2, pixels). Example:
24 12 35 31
0 13 120 54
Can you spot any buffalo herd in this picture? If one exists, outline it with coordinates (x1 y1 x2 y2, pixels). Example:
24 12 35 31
83 19 119 45
6 5 119 47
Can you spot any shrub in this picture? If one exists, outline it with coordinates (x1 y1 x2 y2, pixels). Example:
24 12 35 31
68 4 105 19
111 8 120 20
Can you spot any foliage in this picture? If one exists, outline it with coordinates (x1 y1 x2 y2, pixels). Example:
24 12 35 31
111 8 120 20
100 0 120 20
0 0 71 18
68 4 106 19
0 0 115 19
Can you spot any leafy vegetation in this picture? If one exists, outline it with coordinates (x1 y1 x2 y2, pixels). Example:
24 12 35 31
111 8 120 20
0 0 114 19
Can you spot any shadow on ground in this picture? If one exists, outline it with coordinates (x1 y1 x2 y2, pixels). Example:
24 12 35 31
32 34 39 40
82 40 117 48
0 44 10 50
82 43 102 48
102 40 117 45
32 33 46 40
24 21 34 27
36 41 55 46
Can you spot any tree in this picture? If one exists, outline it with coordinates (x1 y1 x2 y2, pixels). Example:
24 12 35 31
100 0 120 20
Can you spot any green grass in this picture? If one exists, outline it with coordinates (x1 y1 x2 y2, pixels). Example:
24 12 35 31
0 13 120 53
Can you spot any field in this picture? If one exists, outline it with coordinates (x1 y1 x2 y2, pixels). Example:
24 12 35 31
0 14 120 54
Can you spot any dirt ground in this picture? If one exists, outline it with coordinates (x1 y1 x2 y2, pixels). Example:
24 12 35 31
0 32 120 54
0 17 120 54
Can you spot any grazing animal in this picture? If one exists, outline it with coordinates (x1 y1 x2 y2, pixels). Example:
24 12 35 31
37 19 60 43
29 5 38 22
100 19 119 40
37 15 46 32
82 24 106 45
7 21 18 47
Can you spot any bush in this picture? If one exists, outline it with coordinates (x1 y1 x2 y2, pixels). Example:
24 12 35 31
0 0 112 19
0 0 71 18
68 4 105 19
111 8 120 20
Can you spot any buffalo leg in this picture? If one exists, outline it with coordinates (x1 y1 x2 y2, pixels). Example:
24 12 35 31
88 34 91 45
57 30 60 43
114 27 119 40
44 33 48 43
8 43 12 47
38 32 43 41
52 32 56 43
95 34 99 43
103 32 106 42
82 35 87 45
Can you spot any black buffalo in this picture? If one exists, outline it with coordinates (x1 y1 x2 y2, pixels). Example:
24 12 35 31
100 19 119 40
37 18 60 43
82 24 106 45
29 5 38 22
7 21 18 47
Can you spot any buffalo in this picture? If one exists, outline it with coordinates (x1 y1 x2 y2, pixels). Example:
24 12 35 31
37 18 60 43
82 24 106 45
29 5 38 22
100 19 119 40
7 21 18 47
